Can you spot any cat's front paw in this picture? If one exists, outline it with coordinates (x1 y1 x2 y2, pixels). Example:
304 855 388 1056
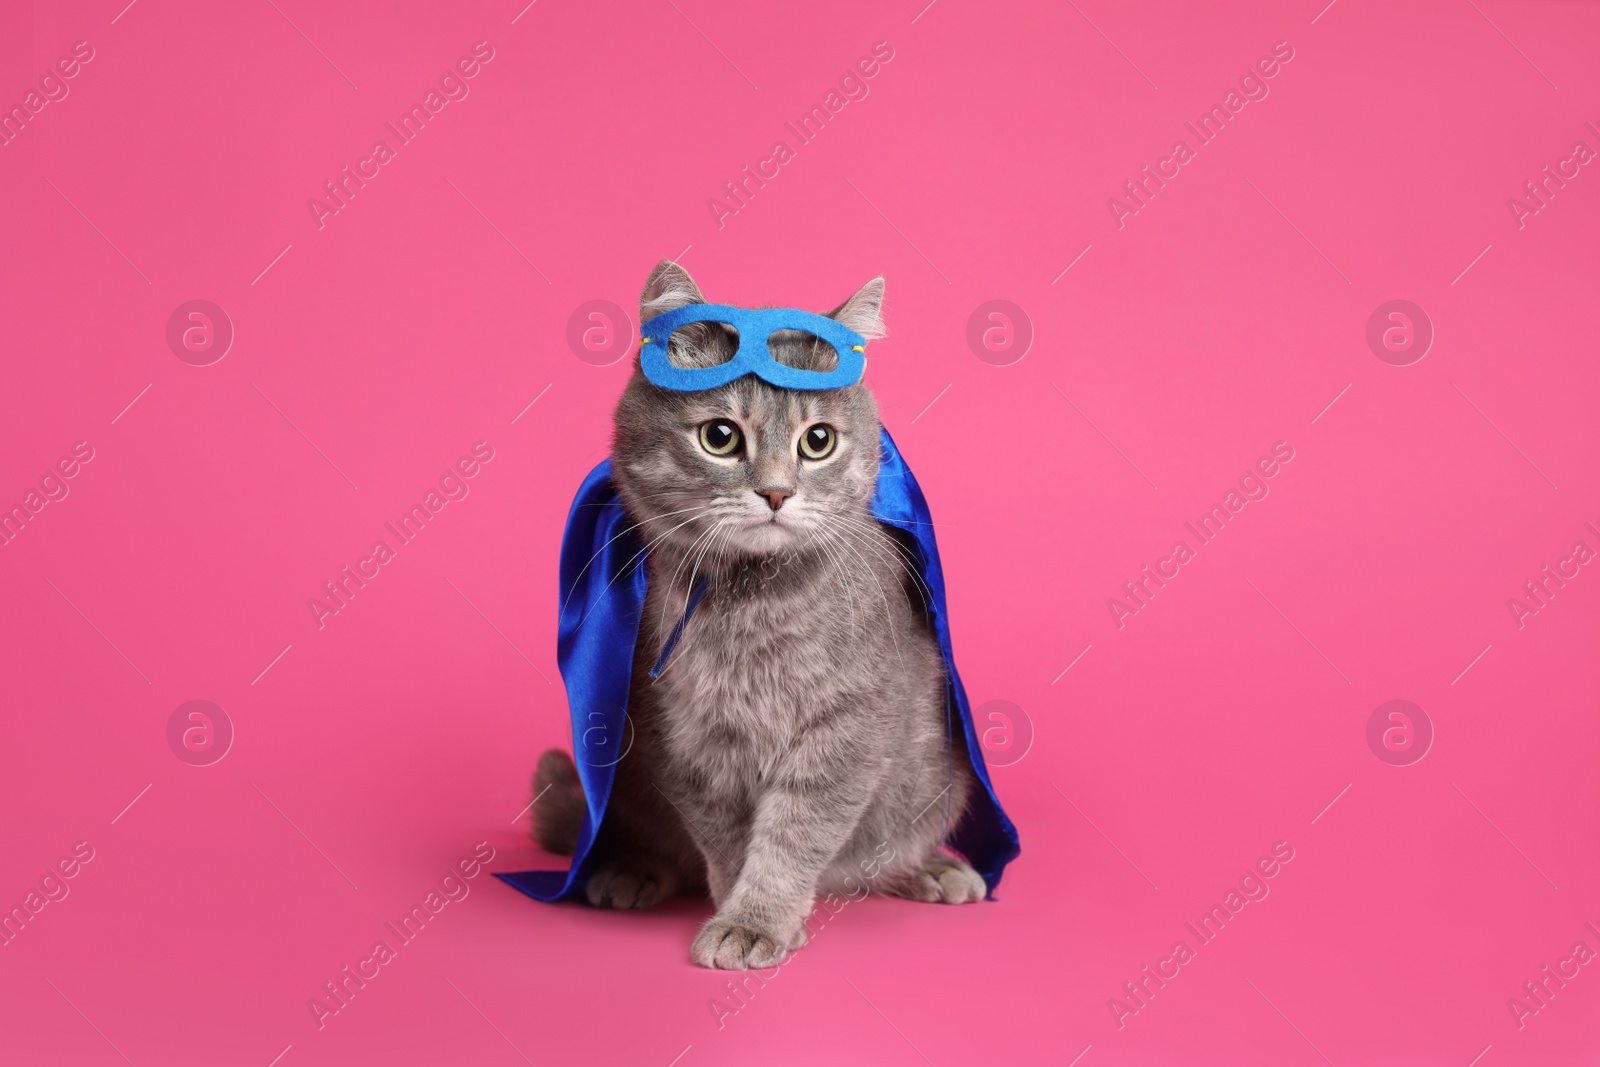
585 863 669 910
885 854 988 904
690 915 793 969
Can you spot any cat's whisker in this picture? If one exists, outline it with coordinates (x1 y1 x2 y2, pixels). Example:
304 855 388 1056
561 503 714 618
808 522 865 644
657 510 739 630
687 519 729 591
671 519 733 661
575 507 717 631
811 521 875 640
833 520 927 659
815 516 903 661
832 514 937 609
677 519 729 617
649 520 741 686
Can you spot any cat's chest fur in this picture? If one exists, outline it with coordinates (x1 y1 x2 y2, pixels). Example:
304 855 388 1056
642 560 883 775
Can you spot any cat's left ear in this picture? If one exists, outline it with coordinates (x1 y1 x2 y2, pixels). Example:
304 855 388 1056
829 277 886 341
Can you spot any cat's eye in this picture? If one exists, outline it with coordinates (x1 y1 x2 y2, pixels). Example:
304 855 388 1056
699 419 742 457
799 424 836 460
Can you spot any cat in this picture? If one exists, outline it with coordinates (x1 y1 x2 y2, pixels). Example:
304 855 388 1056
531 261 987 970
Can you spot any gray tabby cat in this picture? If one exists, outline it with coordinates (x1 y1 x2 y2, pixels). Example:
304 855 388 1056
532 261 985 970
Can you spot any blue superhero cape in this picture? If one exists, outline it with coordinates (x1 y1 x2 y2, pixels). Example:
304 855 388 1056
495 428 1020 902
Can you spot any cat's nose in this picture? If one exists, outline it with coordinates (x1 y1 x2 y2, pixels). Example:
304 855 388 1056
755 487 794 511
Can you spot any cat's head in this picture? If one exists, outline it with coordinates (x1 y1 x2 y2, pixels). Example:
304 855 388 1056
612 261 887 565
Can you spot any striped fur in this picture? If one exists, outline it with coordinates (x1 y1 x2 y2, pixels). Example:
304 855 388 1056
532 262 985 969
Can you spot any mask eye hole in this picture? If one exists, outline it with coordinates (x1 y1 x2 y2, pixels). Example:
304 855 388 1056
667 323 738 369
699 419 742 457
799 424 836 460
768 328 840 372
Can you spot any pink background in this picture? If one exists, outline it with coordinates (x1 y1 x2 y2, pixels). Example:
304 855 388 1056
3 0 1598 1064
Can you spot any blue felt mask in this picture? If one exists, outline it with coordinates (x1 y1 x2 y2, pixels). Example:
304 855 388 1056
639 304 867 392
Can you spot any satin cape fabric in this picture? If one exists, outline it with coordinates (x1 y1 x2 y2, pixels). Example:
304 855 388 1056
495 428 1020 903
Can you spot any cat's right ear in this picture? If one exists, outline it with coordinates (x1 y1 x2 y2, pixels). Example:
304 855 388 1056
829 276 886 342
640 261 705 324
